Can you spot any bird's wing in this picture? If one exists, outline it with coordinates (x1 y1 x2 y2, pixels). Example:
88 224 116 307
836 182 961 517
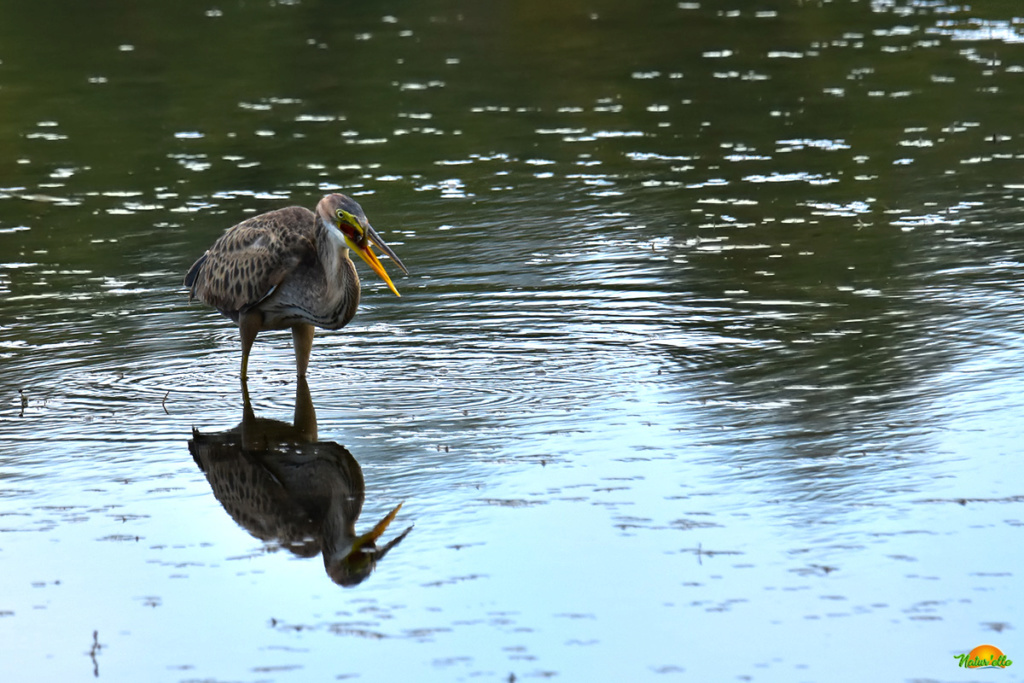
186 206 317 313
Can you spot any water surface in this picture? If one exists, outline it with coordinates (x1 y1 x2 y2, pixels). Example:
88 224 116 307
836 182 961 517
2 1 1024 681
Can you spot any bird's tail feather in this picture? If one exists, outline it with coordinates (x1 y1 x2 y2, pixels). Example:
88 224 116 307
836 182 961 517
183 253 209 301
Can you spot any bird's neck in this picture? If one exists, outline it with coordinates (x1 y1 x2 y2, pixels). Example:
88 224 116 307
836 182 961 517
314 218 361 323
316 219 348 268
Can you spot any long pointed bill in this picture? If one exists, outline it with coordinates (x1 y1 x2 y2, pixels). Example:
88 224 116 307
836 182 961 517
326 504 412 585
351 502 404 552
351 224 408 298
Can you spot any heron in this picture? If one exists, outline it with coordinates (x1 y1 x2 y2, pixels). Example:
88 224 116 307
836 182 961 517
189 378 413 586
183 193 407 379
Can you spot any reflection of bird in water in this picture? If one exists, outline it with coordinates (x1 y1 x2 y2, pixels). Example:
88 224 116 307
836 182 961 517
183 193 408 379
188 379 411 586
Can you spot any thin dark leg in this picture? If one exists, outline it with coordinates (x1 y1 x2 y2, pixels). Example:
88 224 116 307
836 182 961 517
238 310 262 381
292 324 315 377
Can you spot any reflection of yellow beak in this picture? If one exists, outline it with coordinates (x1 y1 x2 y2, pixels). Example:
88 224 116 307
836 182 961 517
352 502 403 551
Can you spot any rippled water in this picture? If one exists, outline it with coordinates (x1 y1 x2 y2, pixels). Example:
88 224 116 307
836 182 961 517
2 1 1024 681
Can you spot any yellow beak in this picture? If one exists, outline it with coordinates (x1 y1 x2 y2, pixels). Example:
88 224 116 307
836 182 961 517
347 224 408 297
353 241 401 297
352 502 404 551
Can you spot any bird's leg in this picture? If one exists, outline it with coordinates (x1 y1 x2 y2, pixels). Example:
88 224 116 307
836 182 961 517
238 310 262 382
293 376 317 441
241 373 253 414
292 324 315 378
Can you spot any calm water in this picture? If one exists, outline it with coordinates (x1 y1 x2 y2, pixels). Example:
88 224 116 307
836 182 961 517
2 1 1024 681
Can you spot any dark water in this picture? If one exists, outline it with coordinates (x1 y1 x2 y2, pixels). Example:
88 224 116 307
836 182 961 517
2 1 1024 681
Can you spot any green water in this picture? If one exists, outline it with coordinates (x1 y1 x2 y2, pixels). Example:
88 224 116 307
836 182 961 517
2 1 1024 681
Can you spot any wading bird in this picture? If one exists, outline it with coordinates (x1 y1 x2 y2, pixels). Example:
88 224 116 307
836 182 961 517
189 378 412 586
184 193 407 379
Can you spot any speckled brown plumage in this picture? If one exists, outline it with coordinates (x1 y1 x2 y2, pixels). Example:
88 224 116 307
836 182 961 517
183 193 407 378
189 379 413 585
185 206 321 318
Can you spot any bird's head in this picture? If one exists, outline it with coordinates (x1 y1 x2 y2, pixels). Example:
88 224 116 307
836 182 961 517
316 193 408 297
325 502 413 587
